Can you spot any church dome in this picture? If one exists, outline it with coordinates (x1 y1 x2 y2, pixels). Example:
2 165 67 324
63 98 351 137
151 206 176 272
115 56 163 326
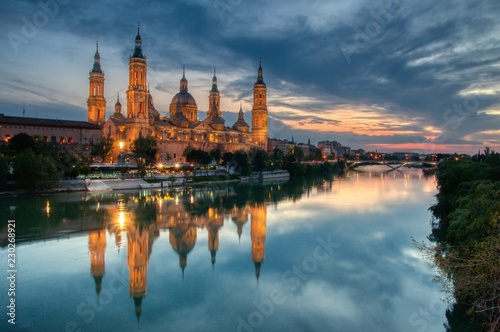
170 92 197 107
169 67 198 123
233 104 250 133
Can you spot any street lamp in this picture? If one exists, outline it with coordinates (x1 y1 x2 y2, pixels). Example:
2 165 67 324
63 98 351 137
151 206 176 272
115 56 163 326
118 141 125 165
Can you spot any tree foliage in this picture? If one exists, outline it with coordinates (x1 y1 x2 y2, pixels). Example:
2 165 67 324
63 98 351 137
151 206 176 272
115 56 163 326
209 145 223 164
183 145 212 164
232 149 250 175
248 147 268 172
14 149 60 191
131 134 158 165
91 136 114 161
427 150 500 331
131 134 158 177
8 132 35 155
0 154 8 190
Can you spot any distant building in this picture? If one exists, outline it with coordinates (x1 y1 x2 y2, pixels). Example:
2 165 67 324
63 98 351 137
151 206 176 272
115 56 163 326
268 138 295 154
0 113 101 149
392 152 420 160
319 146 333 158
351 149 366 157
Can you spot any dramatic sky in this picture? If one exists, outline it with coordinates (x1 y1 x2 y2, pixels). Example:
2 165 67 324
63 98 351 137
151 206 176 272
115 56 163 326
1 0 500 153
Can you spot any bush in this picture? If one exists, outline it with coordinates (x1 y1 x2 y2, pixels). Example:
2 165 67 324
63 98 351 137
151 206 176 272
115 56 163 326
14 149 60 191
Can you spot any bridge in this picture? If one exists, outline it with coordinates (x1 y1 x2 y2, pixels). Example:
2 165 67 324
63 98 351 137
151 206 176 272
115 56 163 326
345 160 437 171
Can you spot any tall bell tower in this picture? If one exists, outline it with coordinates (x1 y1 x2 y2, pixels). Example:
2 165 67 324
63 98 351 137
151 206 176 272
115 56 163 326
125 23 150 141
87 41 106 125
207 68 221 118
251 59 268 150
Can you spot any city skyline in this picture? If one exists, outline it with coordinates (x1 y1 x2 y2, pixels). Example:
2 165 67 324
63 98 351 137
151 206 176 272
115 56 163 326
1 0 500 154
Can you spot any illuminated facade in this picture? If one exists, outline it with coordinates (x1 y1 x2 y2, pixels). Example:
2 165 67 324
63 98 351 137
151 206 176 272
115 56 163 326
87 42 106 125
97 25 269 162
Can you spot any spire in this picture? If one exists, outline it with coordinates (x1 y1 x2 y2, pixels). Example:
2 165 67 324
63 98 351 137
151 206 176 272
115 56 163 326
180 65 188 93
256 58 264 84
239 103 244 119
136 22 141 44
91 41 103 73
114 93 122 116
233 102 250 131
133 296 143 325
132 23 145 58
255 262 261 285
211 67 218 92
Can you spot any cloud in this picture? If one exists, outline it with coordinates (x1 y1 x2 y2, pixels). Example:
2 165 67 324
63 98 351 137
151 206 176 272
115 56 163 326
1 0 499 153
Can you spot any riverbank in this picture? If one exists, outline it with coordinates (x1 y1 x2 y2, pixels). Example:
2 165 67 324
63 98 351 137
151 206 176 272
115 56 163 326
425 154 500 331
0 170 292 195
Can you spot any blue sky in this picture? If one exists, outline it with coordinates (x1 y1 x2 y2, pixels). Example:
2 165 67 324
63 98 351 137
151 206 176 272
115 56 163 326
1 0 500 153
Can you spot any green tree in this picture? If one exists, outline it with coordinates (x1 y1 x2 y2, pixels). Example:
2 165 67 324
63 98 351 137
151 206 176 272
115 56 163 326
270 146 284 169
34 140 59 158
287 145 305 162
14 149 60 191
425 151 500 331
0 154 8 190
131 134 158 177
183 145 211 164
8 132 35 155
232 150 250 175
91 136 114 162
249 147 268 172
221 151 234 165
209 145 223 164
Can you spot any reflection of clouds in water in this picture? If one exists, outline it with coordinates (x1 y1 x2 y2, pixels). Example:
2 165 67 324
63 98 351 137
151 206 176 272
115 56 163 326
0 171 445 332
268 170 437 236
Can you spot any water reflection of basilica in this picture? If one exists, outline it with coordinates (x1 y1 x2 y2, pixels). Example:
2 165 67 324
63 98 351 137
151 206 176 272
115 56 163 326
86 188 268 322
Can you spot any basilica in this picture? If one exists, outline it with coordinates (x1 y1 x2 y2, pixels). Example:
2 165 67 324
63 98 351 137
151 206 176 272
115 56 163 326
87 25 268 162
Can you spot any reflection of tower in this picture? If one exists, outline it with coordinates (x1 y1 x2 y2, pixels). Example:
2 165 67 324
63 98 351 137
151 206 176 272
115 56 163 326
88 230 106 298
207 207 223 269
250 202 267 282
127 224 150 323
169 223 197 278
107 198 127 254
231 206 249 241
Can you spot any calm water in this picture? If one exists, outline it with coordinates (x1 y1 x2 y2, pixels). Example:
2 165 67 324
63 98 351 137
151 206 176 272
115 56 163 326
1 168 449 332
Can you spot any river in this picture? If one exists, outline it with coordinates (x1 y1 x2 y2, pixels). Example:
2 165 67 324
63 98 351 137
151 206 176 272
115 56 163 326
1 167 452 331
